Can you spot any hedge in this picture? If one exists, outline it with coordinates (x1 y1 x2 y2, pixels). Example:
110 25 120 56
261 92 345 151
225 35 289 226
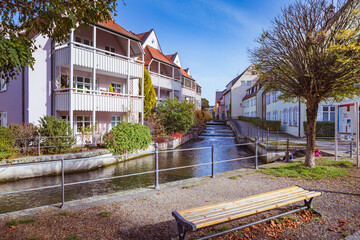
303 121 335 137
238 116 281 131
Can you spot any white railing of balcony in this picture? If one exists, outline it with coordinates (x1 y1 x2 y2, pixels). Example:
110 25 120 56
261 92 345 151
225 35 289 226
54 88 143 113
54 42 143 79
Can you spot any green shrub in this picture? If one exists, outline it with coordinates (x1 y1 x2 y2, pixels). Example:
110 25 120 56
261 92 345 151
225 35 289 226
238 116 281 131
103 122 152 154
156 97 195 133
0 126 19 161
38 116 75 154
303 121 335 137
195 110 205 126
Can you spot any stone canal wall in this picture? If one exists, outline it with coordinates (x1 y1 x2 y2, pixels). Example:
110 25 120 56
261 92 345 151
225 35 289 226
0 126 205 182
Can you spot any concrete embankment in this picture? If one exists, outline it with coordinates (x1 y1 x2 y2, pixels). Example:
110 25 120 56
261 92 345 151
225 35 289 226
0 127 204 182
227 120 286 163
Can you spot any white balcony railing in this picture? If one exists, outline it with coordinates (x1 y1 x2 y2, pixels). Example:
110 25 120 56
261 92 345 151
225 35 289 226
55 89 143 113
55 43 143 79
181 86 195 97
149 72 181 91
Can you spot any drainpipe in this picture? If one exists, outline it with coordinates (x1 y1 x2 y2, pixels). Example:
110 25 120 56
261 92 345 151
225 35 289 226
298 99 301 138
51 38 55 117
22 67 25 123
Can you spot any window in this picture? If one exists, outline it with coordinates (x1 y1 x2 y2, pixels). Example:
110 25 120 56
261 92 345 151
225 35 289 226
283 109 288 123
74 36 93 46
105 45 116 56
241 81 245 86
60 74 69 88
247 81 252 86
0 112 7 126
111 116 122 128
266 111 271 120
293 107 299 126
273 110 278 121
0 78 7 92
75 115 97 134
266 93 271 105
289 107 294 126
111 83 122 93
322 106 335 121
74 76 92 92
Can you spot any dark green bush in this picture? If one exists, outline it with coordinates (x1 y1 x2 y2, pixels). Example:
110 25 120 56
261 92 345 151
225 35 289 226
0 126 19 161
103 122 152 154
155 97 195 133
38 115 75 154
238 116 281 131
303 121 335 137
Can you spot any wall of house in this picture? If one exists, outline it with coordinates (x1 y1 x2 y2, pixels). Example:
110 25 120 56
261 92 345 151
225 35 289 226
0 73 23 126
143 31 161 51
27 34 53 125
231 75 257 118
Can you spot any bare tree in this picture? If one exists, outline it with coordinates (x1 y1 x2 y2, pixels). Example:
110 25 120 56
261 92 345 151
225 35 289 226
250 0 360 167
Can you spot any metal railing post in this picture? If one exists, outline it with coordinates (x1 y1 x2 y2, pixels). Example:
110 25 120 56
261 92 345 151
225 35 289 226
248 127 250 137
257 127 260 139
255 137 258 170
154 143 160 189
350 140 353 158
267 128 269 146
81 133 84 153
60 157 65 208
262 131 264 142
211 145 215 178
38 133 41 156
286 139 290 162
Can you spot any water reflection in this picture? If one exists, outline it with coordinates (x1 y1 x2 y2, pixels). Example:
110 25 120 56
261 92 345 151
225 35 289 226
0 123 255 213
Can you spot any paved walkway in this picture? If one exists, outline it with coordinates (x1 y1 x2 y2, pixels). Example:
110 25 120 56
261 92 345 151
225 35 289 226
233 120 353 153
0 161 359 239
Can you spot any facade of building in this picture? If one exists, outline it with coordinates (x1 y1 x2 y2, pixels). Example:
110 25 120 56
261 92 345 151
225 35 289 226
0 19 145 142
230 64 258 118
136 29 201 109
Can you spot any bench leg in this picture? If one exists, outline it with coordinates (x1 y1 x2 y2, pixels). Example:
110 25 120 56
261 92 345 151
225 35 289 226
176 222 190 240
304 198 322 217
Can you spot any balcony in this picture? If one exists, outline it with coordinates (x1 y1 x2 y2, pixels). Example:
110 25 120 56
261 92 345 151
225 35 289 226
182 86 195 97
149 72 181 91
55 44 143 79
55 89 143 113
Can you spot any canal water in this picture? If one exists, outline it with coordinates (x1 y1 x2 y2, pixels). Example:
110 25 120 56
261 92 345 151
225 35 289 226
0 123 256 214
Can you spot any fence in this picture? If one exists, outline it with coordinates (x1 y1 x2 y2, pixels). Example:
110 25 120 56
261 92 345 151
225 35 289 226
0 141 267 211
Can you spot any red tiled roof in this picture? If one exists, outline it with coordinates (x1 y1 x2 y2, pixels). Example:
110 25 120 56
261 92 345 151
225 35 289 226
242 83 262 101
136 31 150 42
165 54 175 62
97 19 140 41
181 68 194 80
144 46 179 68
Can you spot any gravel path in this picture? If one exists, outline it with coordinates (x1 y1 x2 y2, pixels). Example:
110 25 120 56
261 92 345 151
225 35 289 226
0 165 359 240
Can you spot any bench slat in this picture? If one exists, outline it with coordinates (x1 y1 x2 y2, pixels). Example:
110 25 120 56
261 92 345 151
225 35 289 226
181 187 307 219
185 190 315 222
193 192 321 228
178 186 302 215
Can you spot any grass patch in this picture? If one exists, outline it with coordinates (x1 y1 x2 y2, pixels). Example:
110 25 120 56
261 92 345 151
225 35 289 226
7 219 18 227
342 233 350 237
19 218 35 224
218 225 230 231
267 141 308 146
317 158 354 168
229 172 255 180
259 161 351 180
64 235 80 240
60 211 68 216
182 184 199 189
99 211 111 217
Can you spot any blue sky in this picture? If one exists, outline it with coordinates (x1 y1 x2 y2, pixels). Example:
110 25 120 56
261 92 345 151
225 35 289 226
115 0 297 104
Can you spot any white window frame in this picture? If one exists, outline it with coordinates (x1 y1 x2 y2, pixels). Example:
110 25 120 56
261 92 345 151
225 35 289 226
0 78 7 92
289 107 294 126
111 115 122 129
247 81 252 86
75 115 98 134
283 109 288 124
74 35 93 46
0 112 7 127
111 82 123 93
322 105 335 121
105 45 116 56
293 107 299 126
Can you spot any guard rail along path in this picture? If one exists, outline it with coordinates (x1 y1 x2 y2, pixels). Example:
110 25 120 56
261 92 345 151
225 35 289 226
172 185 322 240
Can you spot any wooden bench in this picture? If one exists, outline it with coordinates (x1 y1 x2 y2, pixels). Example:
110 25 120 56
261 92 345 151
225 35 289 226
172 185 322 240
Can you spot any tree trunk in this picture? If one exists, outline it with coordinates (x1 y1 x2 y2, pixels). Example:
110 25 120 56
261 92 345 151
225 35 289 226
305 100 319 168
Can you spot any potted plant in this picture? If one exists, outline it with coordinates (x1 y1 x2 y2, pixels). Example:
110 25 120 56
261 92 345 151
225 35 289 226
109 84 114 96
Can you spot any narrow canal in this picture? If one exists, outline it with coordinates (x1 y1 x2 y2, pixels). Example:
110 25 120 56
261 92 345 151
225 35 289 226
0 123 256 214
